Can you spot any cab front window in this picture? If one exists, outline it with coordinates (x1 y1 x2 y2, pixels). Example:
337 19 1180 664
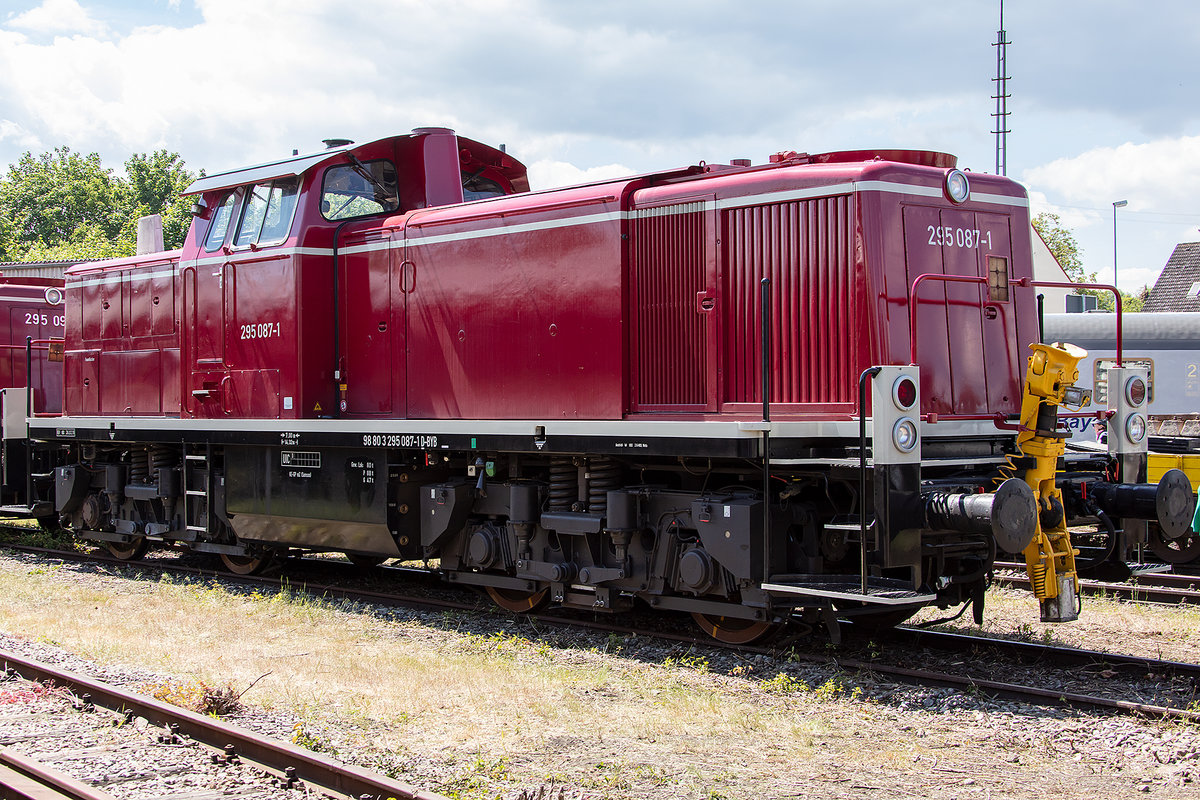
233 177 300 248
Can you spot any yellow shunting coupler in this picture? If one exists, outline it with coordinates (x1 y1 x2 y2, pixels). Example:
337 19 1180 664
1013 342 1091 623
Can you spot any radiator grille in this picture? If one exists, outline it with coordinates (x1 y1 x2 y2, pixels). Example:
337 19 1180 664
631 202 708 408
722 196 855 405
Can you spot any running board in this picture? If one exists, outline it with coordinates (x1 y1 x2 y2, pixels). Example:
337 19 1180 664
763 575 935 605
0 502 53 517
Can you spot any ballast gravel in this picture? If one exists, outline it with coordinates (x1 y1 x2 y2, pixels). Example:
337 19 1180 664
3 548 1200 799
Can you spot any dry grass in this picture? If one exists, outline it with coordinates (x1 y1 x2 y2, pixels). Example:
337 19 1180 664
0 559 1194 799
140 676 247 716
913 584 1200 663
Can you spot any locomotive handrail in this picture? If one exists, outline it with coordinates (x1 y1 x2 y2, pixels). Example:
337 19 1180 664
0 340 59 351
907 273 990 365
908 274 1126 429
857 366 882 596
1018 278 1123 366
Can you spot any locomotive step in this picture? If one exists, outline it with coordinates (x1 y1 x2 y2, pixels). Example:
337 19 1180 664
0 502 53 517
1128 562 1173 575
762 575 935 605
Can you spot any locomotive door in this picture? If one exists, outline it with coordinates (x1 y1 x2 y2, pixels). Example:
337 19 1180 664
338 229 401 415
903 205 1018 415
182 261 234 416
9 302 63 415
628 197 719 411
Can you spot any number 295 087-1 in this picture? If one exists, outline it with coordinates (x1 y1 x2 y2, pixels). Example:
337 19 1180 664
240 321 281 339
928 226 993 249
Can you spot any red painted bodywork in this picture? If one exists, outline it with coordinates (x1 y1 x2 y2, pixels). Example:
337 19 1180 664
0 276 64 415
60 129 1036 425
63 253 181 416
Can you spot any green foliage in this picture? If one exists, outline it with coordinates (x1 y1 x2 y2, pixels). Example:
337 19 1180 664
1095 284 1151 313
1032 212 1150 313
291 722 338 754
1032 212 1091 284
120 150 197 250
0 147 199 263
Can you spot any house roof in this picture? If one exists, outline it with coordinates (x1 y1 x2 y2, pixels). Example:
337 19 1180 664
1144 241 1200 312
0 260 94 279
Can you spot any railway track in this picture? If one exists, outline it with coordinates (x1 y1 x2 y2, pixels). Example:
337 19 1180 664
0 649 445 800
994 560 1200 604
0 746 117 800
3 537 1200 727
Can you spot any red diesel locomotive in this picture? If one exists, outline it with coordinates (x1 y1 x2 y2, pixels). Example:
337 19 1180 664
9 128 1191 642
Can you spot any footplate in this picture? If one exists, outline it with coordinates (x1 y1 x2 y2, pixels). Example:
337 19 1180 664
762 575 935 605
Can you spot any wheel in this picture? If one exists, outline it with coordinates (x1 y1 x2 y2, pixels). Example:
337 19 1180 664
690 612 778 645
485 585 549 613
1148 528 1200 564
105 537 149 561
219 552 274 575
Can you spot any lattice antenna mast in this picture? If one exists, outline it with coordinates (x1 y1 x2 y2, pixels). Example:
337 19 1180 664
991 0 1012 175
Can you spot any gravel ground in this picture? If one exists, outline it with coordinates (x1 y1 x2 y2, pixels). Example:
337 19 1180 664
2 547 1200 799
0 660 312 799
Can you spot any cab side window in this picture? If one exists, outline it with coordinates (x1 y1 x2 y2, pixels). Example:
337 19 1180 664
233 177 300 248
203 192 238 252
321 160 399 220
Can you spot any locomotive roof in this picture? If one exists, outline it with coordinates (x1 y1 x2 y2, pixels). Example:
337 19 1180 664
182 130 527 198
182 137 373 196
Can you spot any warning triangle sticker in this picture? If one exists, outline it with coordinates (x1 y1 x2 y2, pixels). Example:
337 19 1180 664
314 403 323 411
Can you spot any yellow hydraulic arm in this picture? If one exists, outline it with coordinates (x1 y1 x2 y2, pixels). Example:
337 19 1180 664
1012 342 1091 622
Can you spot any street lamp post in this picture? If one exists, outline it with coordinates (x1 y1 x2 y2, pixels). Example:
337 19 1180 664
1113 199 1128 290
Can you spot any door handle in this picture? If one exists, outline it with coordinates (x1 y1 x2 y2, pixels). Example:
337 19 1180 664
400 260 416 293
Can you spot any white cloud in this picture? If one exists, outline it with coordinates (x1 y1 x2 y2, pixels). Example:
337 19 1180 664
7 0 108 37
527 160 632 191
1023 137 1200 291
1023 136 1200 212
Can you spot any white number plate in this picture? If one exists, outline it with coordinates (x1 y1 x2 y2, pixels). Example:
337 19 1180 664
927 226 993 250
240 321 281 339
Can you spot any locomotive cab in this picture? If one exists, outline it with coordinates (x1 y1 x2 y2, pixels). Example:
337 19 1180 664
174 128 529 422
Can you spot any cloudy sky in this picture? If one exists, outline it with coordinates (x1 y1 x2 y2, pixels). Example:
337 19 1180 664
1 0 1197 293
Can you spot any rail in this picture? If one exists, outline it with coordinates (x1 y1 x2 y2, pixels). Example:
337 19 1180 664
0 648 447 800
0 747 117 800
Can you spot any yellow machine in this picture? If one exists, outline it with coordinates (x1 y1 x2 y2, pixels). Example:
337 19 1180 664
1010 342 1091 622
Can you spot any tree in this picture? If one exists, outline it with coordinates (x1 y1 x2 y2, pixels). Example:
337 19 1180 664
1030 211 1147 312
0 147 198 262
119 150 197 250
1032 212 1093 284
0 147 124 258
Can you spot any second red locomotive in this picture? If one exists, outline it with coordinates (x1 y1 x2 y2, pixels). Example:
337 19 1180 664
10 128 1191 641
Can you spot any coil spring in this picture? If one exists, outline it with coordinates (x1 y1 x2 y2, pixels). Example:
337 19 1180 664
150 445 172 471
586 457 621 516
548 458 577 512
1030 561 1049 598
129 450 148 485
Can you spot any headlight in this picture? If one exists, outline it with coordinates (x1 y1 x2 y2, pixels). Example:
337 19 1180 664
945 169 970 204
1125 413 1147 444
44 287 63 306
892 375 918 410
1062 385 1091 408
1125 376 1147 407
892 417 919 452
